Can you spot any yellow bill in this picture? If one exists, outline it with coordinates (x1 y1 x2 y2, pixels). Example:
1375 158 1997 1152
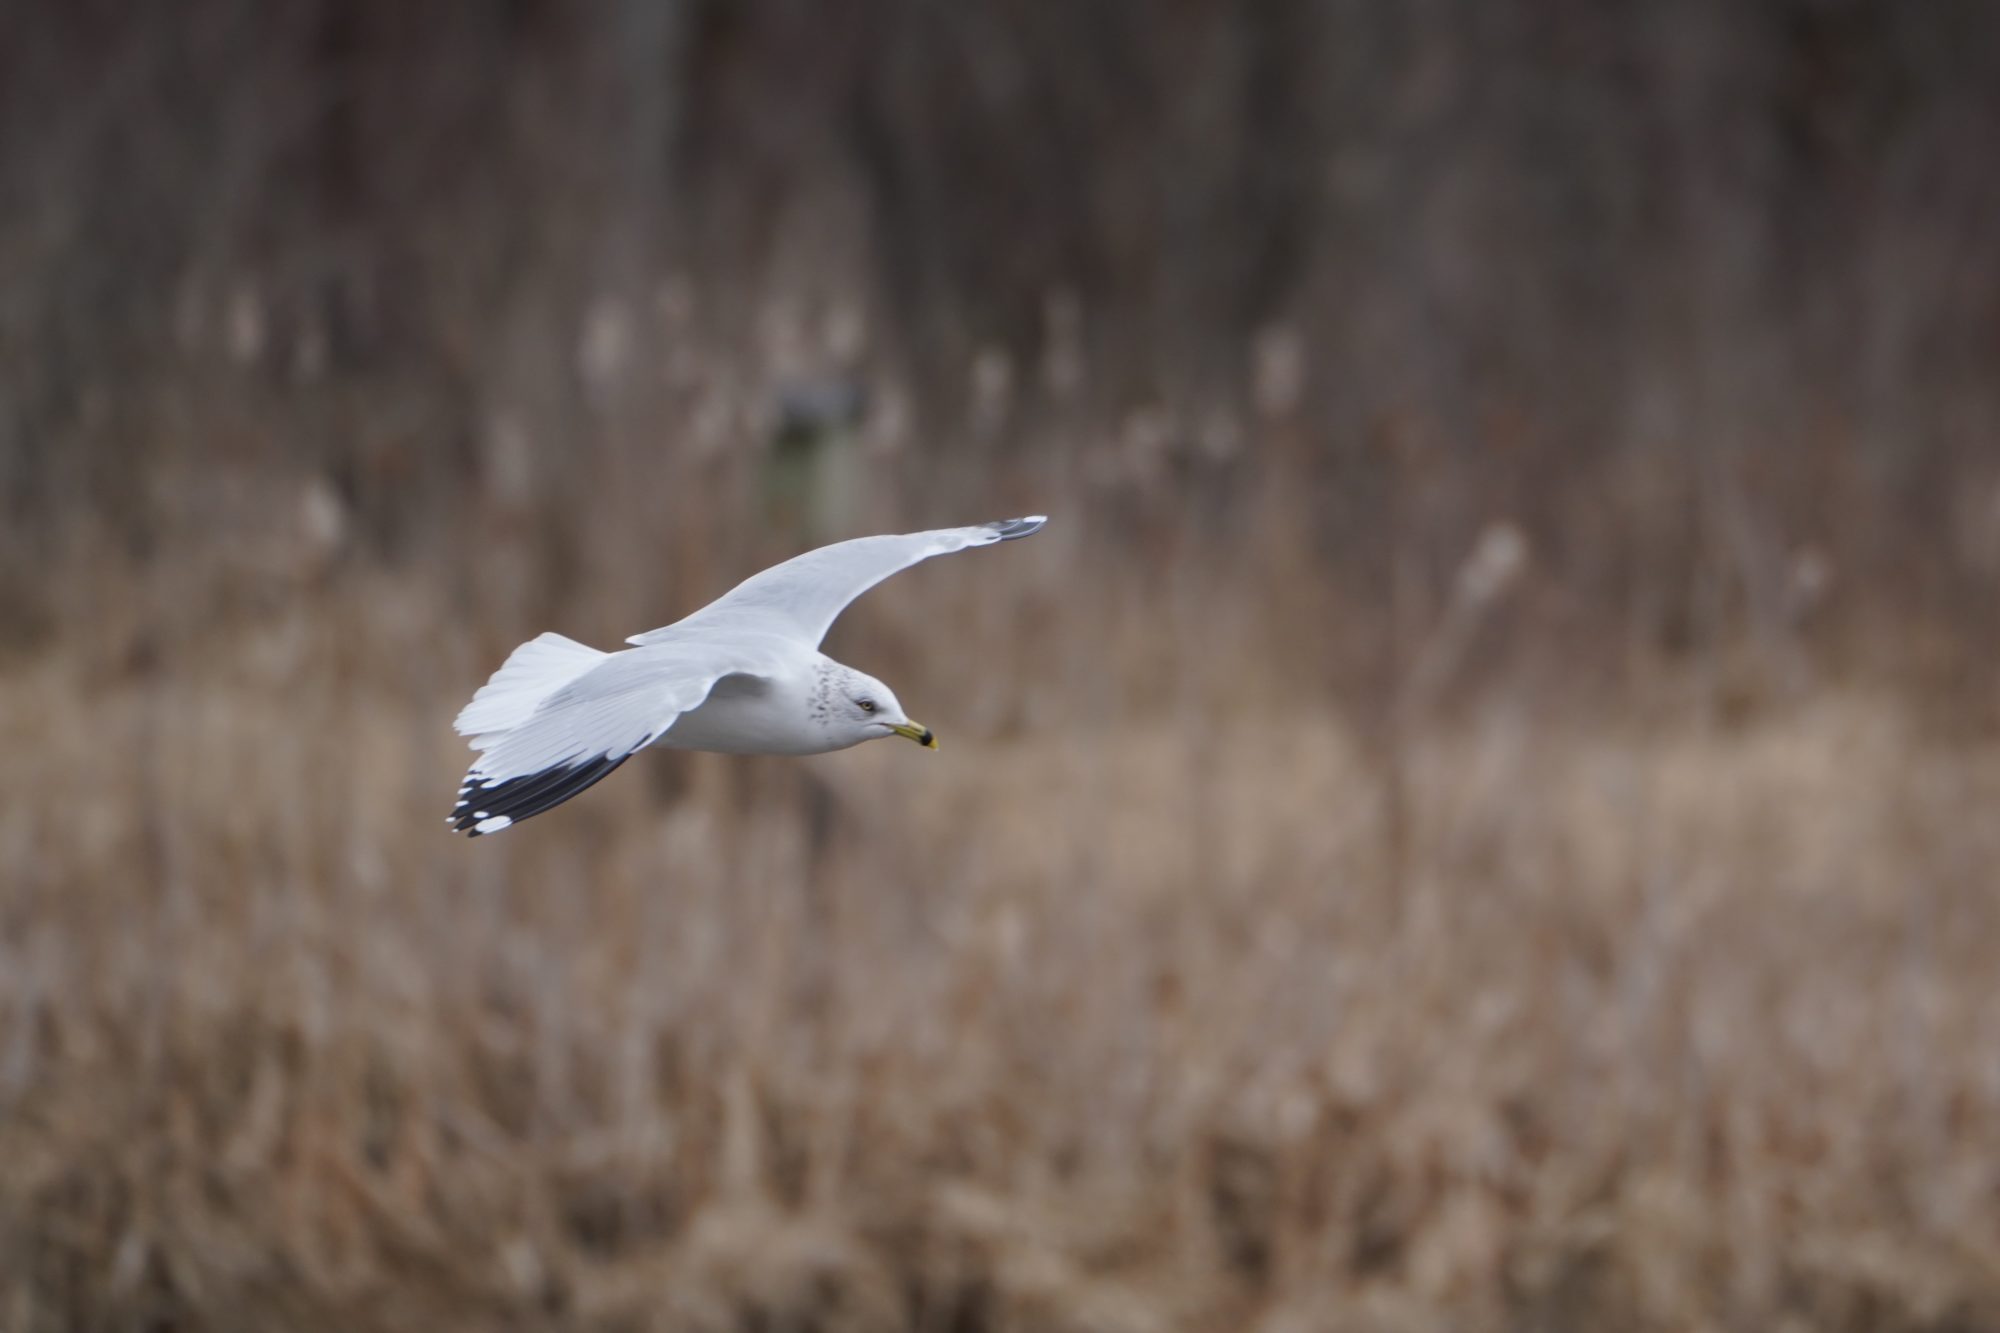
890 720 938 749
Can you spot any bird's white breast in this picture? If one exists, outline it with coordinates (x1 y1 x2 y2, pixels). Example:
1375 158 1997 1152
655 669 840 755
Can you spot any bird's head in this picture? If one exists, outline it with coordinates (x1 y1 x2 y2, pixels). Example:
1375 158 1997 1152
822 664 936 751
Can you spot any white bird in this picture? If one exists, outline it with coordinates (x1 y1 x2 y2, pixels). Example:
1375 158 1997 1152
448 516 1046 836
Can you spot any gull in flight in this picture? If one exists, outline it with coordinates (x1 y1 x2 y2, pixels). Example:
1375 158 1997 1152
449 516 1047 836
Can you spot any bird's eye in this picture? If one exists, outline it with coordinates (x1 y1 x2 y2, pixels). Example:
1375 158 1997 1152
858 699 876 713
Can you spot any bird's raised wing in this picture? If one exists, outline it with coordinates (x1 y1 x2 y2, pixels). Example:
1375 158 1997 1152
449 639 779 836
627 516 1047 649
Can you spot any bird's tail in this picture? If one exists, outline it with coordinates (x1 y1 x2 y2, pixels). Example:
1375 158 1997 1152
453 632 607 750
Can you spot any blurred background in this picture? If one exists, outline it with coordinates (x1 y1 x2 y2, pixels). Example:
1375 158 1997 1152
3 2 1999 1329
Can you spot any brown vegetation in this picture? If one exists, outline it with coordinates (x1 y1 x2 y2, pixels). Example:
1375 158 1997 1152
5 556 1999 1330
4 2 2000 1328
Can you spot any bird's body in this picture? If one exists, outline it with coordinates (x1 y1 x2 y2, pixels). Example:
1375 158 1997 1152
448 516 1046 835
652 652 850 756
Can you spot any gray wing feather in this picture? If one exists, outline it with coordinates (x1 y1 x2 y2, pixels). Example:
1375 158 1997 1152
470 639 778 782
627 515 1047 649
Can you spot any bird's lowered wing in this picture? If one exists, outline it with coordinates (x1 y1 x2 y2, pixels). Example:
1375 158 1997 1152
449 639 777 836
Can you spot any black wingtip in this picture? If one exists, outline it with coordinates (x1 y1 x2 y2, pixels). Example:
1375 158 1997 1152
985 515 1047 541
449 752 632 836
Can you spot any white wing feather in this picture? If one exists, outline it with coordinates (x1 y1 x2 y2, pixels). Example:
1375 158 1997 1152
453 632 608 746
470 639 774 782
626 516 1047 649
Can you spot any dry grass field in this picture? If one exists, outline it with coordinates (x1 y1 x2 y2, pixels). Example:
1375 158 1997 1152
6 4 2000 1327
3 512 1997 1332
